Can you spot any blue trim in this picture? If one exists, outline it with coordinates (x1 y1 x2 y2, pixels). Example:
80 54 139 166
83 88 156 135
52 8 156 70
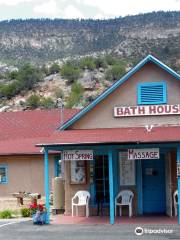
177 147 180 224
60 54 180 130
113 151 118 198
108 149 114 225
0 164 8 184
137 81 167 105
44 148 50 224
136 160 143 215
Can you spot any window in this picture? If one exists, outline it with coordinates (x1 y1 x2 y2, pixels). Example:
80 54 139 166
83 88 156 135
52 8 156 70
137 82 167 105
54 157 64 178
0 165 8 184
119 152 135 186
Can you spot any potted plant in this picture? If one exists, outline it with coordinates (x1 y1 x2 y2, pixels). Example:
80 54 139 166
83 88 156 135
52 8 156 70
29 203 47 225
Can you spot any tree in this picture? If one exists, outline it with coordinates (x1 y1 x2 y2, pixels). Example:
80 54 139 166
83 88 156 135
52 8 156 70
40 97 54 109
61 64 81 84
80 57 96 70
49 63 60 74
53 87 64 99
0 81 21 99
105 63 126 81
17 64 42 91
26 94 41 109
66 82 84 108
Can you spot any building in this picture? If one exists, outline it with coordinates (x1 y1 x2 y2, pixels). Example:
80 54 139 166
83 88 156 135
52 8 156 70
38 55 180 224
0 109 78 201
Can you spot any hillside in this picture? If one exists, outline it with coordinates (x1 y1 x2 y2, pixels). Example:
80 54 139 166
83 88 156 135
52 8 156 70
0 11 180 112
0 11 179 67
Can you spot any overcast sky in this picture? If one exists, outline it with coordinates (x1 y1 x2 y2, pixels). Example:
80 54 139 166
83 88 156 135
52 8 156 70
0 0 179 20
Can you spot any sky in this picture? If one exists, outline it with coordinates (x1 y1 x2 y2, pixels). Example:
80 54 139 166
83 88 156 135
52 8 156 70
0 0 179 20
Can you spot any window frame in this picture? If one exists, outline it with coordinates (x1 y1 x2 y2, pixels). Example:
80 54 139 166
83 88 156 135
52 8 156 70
137 81 167 105
0 165 8 184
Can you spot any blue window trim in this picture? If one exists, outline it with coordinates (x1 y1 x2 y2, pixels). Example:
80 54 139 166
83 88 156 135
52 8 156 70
0 164 8 184
137 81 167 105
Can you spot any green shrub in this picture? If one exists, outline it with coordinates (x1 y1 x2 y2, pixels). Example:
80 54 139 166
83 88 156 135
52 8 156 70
0 81 21 99
61 64 81 84
94 57 107 69
40 96 54 109
49 63 60 74
80 57 96 70
105 64 126 81
0 210 12 219
17 64 42 91
105 55 117 65
54 87 64 99
66 82 84 108
26 94 41 109
21 208 31 218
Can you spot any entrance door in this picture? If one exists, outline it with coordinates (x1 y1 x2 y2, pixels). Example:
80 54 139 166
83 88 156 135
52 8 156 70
142 157 166 214
94 155 109 204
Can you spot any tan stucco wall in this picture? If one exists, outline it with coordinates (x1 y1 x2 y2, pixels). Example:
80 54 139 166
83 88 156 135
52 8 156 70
0 155 55 197
71 63 180 129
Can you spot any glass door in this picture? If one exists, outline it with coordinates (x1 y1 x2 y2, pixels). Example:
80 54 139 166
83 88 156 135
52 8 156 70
94 155 109 204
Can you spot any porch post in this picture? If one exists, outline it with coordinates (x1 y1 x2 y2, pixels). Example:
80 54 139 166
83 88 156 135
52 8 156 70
108 149 115 225
177 147 180 224
44 147 50 224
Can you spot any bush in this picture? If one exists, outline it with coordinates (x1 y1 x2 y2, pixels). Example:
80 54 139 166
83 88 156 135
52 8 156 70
21 208 31 218
105 55 117 65
49 63 60 74
94 57 107 69
61 64 81 84
80 57 96 70
105 64 126 81
40 97 54 109
26 94 41 109
17 64 42 91
0 81 21 99
54 87 64 99
0 210 12 219
66 82 84 108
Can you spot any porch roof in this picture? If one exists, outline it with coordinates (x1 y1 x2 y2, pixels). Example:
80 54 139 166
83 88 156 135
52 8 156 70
37 125 180 147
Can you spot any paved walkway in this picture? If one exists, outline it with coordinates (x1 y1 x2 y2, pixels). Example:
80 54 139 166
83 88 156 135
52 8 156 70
0 221 179 240
52 215 178 225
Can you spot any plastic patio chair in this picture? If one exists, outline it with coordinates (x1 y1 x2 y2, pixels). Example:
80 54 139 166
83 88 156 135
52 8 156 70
115 190 134 217
72 191 90 217
173 190 178 217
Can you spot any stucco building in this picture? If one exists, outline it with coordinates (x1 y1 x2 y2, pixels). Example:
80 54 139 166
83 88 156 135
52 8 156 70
38 55 180 224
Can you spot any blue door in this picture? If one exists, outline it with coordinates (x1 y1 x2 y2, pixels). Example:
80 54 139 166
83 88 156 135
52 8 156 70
142 157 166 214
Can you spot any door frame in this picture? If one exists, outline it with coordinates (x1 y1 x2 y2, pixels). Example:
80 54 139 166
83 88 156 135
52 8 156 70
137 155 166 215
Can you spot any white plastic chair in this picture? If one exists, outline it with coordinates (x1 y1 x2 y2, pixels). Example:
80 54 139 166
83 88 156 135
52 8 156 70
72 191 90 217
173 190 178 217
115 190 134 217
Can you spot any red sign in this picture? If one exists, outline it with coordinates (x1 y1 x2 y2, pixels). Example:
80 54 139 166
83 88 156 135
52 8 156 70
114 104 180 117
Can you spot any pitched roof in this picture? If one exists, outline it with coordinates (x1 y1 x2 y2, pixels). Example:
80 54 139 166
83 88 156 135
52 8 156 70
0 109 79 155
37 126 180 146
60 55 180 130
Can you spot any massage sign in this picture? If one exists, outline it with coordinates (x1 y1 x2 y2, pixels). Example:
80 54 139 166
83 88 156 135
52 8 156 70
114 104 180 117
